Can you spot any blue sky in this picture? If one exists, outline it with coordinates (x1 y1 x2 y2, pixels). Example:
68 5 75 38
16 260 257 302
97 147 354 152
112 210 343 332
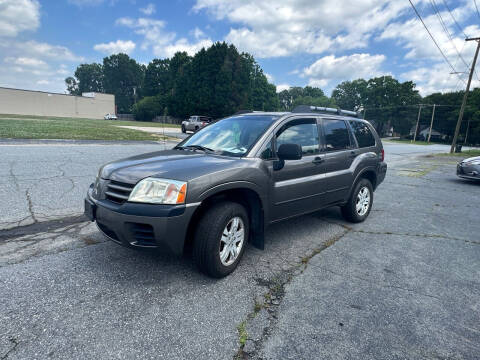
1 0 479 96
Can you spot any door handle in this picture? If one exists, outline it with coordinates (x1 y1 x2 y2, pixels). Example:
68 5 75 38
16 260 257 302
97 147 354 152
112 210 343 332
312 157 324 164
349 151 358 158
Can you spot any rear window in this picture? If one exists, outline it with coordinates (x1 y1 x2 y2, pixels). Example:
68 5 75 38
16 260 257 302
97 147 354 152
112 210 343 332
349 121 376 148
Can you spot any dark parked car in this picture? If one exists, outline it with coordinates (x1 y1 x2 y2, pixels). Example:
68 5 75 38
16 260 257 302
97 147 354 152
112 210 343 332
181 115 212 133
85 106 387 277
457 156 480 180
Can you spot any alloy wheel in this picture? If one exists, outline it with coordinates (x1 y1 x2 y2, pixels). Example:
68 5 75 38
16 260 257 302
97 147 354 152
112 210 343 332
356 186 371 216
219 217 245 266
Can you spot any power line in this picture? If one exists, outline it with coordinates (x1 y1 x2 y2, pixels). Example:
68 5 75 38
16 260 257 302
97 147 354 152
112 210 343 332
408 0 466 85
474 0 480 20
429 0 469 69
441 0 467 38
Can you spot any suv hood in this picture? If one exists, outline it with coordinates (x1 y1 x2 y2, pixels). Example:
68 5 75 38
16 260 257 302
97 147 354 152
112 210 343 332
100 149 240 184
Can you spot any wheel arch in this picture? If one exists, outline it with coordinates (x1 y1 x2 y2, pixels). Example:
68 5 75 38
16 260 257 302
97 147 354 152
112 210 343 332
347 167 378 201
184 183 267 253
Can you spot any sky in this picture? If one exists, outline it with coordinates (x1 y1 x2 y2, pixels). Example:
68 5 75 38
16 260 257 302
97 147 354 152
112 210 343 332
1 0 479 97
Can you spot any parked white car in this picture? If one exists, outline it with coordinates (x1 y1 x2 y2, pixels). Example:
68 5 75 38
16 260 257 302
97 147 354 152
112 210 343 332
104 113 118 120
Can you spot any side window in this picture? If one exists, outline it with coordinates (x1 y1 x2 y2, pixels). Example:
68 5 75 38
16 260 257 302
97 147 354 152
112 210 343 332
276 119 319 155
323 120 350 152
349 121 376 148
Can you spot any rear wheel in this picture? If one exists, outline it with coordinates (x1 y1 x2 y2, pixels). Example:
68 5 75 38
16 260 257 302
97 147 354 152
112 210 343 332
193 201 249 278
181 124 186 133
341 178 373 223
195 126 199 132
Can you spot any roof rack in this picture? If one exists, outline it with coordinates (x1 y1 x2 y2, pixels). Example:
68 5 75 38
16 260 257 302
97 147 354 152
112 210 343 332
292 105 358 118
234 110 255 115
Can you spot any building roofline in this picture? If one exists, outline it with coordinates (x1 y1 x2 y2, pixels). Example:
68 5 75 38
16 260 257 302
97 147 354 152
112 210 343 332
0 86 113 98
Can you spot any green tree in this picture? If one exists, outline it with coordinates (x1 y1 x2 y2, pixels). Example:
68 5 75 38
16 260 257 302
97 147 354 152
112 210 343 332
278 86 333 111
65 63 104 95
103 53 144 113
331 79 368 111
144 59 170 97
65 77 79 95
132 95 166 121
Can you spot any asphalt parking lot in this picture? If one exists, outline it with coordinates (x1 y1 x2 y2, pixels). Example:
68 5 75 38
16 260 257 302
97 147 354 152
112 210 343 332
1 141 479 359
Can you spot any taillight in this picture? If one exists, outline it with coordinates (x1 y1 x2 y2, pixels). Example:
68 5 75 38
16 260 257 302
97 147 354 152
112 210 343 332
202 122 206 126
381 149 385 162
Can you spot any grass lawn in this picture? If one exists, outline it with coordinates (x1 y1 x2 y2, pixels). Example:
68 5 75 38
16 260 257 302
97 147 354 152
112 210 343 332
384 138 434 145
0 114 180 141
436 149 480 157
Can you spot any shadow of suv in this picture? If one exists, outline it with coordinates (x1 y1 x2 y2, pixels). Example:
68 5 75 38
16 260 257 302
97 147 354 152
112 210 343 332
85 106 387 277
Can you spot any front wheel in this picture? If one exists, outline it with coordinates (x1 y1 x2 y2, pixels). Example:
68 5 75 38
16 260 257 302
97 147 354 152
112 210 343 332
181 125 186 133
341 178 373 223
193 201 249 278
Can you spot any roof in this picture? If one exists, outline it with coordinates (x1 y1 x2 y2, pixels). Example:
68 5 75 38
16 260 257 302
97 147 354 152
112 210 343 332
239 111 367 122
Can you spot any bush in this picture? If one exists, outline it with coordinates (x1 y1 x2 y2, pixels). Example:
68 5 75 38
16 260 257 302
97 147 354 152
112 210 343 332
132 95 166 121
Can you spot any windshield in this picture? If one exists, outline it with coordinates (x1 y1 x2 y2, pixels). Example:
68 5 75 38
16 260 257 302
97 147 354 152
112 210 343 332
177 115 278 157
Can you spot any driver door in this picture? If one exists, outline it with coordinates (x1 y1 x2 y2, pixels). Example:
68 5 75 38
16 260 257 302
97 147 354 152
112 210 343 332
270 118 326 221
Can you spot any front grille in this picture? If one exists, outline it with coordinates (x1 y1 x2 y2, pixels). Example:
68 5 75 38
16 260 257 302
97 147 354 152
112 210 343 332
105 180 134 204
127 223 156 246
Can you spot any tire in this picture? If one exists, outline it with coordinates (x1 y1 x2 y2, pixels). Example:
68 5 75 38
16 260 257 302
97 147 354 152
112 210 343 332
341 178 373 223
193 201 249 278
181 125 186 133
195 126 199 132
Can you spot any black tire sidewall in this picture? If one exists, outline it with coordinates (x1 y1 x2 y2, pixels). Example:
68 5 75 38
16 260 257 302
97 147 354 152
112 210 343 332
344 179 373 222
194 202 249 278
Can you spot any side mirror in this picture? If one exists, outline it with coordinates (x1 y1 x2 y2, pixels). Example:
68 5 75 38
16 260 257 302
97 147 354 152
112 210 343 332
277 143 302 160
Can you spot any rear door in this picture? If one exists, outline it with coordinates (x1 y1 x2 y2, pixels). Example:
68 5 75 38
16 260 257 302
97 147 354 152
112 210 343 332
270 117 327 221
320 118 356 204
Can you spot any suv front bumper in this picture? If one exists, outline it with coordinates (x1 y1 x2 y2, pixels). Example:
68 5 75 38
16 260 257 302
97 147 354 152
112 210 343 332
84 185 200 255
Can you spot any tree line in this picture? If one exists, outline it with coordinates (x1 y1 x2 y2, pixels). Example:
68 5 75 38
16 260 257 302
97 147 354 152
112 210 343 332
65 42 480 145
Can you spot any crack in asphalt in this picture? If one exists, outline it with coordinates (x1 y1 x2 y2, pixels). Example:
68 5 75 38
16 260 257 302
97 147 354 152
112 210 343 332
317 266 443 301
24 189 38 224
1 337 19 360
0 215 87 242
234 229 350 359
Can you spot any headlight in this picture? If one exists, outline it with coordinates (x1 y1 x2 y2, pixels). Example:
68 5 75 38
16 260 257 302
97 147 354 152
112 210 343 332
128 178 187 204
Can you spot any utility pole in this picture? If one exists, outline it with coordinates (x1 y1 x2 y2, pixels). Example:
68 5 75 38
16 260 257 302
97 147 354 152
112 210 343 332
464 118 471 144
427 104 436 143
413 104 423 142
450 37 480 153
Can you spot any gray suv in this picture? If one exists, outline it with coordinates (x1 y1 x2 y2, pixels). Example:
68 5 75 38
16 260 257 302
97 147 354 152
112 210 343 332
85 106 387 277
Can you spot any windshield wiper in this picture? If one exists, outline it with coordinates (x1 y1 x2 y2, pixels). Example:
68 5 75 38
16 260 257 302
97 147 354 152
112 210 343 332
176 144 215 153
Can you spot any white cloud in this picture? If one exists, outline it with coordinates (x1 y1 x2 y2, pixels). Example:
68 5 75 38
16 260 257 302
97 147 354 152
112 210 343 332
379 3 478 66
140 3 156 15
400 63 478 96
194 0 412 58
4 56 47 68
116 17 175 54
36 79 50 85
276 84 291 93
163 38 213 58
0 40 84 62
117 17 213 57
265 73 274 82
302 53 387 88
0 0 40 37
94 39 136 55
191 27 206 40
